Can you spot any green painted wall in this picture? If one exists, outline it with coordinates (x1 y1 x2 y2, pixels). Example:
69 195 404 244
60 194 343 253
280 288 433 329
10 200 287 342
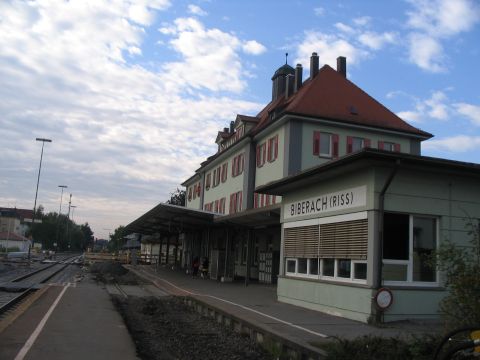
278 277 374 323
255 125 286 187
277 163 480 322
203 144 249 214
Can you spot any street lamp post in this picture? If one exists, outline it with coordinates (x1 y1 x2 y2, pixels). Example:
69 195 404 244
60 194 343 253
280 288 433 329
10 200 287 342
28 137 52 263
70 205 77 250
65 194 72 251
55 185 67 254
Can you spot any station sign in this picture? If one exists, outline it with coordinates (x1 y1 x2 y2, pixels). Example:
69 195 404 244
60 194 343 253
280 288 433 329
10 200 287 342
284 185 367 219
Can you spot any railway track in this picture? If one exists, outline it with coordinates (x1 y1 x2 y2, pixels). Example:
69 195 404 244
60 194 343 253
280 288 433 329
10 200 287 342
0 255 82 319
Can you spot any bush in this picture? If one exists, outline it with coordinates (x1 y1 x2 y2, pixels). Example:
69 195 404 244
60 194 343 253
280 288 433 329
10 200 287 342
317 334 438 360
434 219 480 328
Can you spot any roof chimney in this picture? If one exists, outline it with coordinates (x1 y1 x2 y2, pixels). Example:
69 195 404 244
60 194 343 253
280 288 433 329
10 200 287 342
230 121 235 133
223 127 229 133
294 64 303 93
337 56 346 77
285 74 294 99
310 52 319 79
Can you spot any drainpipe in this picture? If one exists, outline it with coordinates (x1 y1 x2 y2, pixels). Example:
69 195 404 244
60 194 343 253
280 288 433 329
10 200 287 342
375 159 400 322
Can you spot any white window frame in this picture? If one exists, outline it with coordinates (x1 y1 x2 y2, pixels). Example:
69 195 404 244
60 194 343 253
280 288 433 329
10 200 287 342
383 214 440 287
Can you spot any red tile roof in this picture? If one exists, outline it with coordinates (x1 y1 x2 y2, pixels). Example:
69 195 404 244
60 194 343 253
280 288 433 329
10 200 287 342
254 65 432 138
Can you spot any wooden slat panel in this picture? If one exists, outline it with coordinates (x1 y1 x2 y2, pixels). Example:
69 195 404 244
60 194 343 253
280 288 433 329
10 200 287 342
319 219 367 260
284 225 319 258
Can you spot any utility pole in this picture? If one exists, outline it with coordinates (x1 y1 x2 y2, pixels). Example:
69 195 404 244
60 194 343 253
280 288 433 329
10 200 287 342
65 194 72 251
28 137 52 264
55 185 67 253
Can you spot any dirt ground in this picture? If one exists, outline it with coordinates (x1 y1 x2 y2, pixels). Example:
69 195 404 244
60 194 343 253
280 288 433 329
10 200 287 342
92 262 273 360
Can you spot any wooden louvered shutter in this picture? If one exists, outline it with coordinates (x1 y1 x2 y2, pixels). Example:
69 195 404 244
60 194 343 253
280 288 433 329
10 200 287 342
394 143 401 152
347 136 353 153
378 141 384 150
313 131 320 155
364 138 371 148
319 219 367 260
284 225 319 258
274 135 278 160
332 134 339 158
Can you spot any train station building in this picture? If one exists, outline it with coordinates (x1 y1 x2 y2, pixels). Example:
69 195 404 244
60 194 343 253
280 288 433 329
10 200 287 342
125 53 480 323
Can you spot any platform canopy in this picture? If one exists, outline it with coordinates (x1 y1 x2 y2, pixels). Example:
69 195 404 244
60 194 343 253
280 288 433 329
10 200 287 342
214 204 281 228
124 203 217 236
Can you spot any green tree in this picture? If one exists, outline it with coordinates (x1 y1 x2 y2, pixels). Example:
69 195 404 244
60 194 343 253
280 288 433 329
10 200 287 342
108 225 125 252
167 188 185 206
434 219 480 327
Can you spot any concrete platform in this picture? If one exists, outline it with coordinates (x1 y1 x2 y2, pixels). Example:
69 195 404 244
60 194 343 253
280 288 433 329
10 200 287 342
0 274 139 360
128 265 441 358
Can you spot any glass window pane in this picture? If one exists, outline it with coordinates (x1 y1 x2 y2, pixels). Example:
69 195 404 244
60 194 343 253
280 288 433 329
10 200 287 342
354 263 367 280
337 259 351 278
320 133 331 156
352 137 364 152
286 259 296 273
309 259 319 275
413 217 437 282
322 258 334 276
384 142 395 151
383 263 408 281
298 258 307 274
383 213 409 260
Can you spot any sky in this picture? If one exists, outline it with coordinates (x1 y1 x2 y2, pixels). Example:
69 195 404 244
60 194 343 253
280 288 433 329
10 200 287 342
1 0 479 240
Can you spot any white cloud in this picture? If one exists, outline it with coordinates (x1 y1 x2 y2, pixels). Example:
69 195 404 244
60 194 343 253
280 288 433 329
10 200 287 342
314 7 325 16
454 103 480 126
397 110 423 123
242 40 267 55
405 0 480 72
395 91 450 122
295 31 368 70
425 91 449 120
159 17 265 93
407 33 446 73
358 31 397 50
0 1 263 239
353 16 371 26
406 0 480 37
423 135 480 152
335 22 355 34
188 4 207 16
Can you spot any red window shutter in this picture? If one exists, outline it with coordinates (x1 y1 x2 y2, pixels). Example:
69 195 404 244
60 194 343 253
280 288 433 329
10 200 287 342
262 144 266 166
254 193 258 208
378 141 384 150
347 136 353 154
232 157 236 177
216 166 221 184
240 154 244 174
229 194 234 213
274 135 278 160
267 138 272 162
206 173 211 189
266 195 270 206
188 187 192 201
394 143 401 152
364 138 371 148
313 131 320 155
238 191 243 211
332 134 339 158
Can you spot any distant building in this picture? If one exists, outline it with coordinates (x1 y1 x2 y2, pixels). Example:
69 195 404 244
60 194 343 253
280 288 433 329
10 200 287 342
125 54 480 323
